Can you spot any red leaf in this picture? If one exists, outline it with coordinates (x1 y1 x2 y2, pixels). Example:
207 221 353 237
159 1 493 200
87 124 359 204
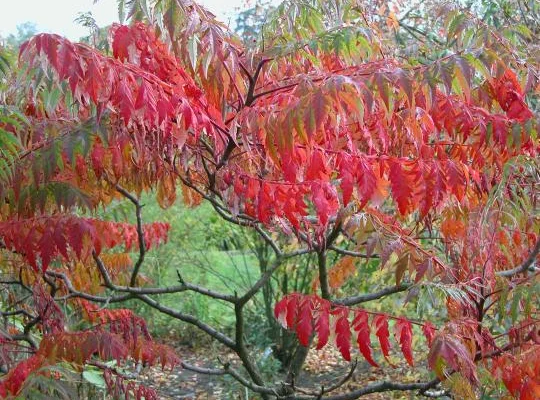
356 158 377 207
415 258 432 283
311 181 339 227
373 314 391 359
117 81 135 123
340 169 355 206
157 98 174 124
520 377 540 400
428 334 477 383
315 305 330 350
90 141 106 179
493 69 533 122
112 25 132 61
352 310 378 367
135 81 157 114
422 322 436 346
275 294 335 350
0 355 44 396
285 294 298 329
389 160 413 215
445 160 466 202
306 150 329 181
506 97 533 121
296 299 313 347
44 35 59 72
37 226 54 271
274 296 288 327
334 308 351 361
394 318 414 366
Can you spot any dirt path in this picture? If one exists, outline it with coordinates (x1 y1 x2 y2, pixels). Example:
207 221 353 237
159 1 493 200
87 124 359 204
137 344 431 399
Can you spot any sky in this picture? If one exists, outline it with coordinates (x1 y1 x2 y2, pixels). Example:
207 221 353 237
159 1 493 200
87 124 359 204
0 0 266 41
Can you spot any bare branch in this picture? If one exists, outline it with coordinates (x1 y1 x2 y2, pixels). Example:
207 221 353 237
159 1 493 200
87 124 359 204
115 184 146 286
47 266 237 351
317 250 331 300
94 248 238 302
233 301 269 396
238 258 282 305
92 251 116 288
283 360 358 396
9 333 38 349
182 361 278 396
245 58 271 106
0 309 35 319
284 378 440 400
45 270 130 303
334 284 411 306
181 362 225 376
253 225 283 257
328 246 375 259
135 293 236 350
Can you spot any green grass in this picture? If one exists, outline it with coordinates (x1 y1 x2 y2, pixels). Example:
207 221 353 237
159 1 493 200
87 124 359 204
102 193 264 342
143 248 261 337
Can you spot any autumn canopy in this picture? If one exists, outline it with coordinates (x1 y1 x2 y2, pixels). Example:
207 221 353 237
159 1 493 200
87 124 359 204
0 0 538 399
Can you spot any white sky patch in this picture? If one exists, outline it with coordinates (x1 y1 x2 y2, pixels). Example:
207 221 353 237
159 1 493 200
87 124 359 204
0 0 273 41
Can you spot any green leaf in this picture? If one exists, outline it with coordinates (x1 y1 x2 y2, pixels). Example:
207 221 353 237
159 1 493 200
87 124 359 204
464 53 491 82
82 369 106 389
512 24 532 40
454 63 470 102
201 51 212 80
188 35 198 71
510 290 522 322
446 12 467 43
0 128 21 154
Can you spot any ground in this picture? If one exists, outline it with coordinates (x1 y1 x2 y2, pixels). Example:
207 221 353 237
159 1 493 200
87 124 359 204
138 343 432 399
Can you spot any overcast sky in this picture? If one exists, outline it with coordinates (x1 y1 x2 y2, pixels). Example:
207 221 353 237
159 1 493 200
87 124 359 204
0 0 268 41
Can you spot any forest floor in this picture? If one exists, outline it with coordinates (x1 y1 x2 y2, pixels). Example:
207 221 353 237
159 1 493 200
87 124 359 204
138 342 431 399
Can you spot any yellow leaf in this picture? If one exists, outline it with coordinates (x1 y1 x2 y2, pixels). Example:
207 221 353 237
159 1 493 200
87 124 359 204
157 175 177 209
443 373 476 400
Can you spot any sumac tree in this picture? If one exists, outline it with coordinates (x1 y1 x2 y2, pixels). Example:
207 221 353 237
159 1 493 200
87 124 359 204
0 0 538 399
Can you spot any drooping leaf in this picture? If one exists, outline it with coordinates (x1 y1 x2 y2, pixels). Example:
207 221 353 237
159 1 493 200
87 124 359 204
352 310 378 367
394 318 414 366
333 308 351 361
373 314 391 360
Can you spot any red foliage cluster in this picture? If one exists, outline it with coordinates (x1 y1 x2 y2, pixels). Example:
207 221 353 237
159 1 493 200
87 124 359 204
0 1 538 397
492 344 540 400
0 216 169 271
0 304 178 398
490 70 533 122
274 293 424 365
104 369 158 400
0 355 45 397
21 26 218 135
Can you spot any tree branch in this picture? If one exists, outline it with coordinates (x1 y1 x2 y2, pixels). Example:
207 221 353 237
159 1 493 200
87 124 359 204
115 184 146 287
283 359 358 397
233 301 269 398
135 293 236 350
245 58 271 106
317 250 330 300
182 361 279 396
238 258 283 305
283 378 440 400
334 284 411 306
45 270 131 303
496 238 540 277
328 246 375 259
